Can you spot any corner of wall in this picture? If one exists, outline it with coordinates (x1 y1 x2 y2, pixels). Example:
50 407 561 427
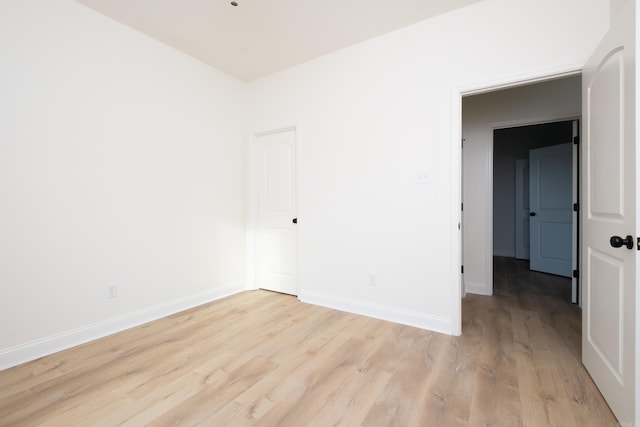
464 280 492 296
299 291 452 335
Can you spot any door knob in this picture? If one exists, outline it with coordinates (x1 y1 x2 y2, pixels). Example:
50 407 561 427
292 218 297 224
529 212 537 216
610 235 634 249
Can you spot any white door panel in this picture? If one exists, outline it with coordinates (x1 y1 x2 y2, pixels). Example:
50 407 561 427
582 0 635 423
587 248 625 382
265 143 295 212
589 49 624 221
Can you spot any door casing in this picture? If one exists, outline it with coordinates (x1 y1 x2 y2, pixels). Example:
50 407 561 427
462 112 580 297
453 68 582 335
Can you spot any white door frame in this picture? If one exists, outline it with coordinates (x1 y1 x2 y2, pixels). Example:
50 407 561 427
451 67 582 335
246 125 303 296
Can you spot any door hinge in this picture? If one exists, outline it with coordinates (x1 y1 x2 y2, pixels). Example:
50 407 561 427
572 269 579 279
573 136 580 145
461 265 464 274
462 138 465 148
461 203 464 211
573 203 579 212
637 237 640 251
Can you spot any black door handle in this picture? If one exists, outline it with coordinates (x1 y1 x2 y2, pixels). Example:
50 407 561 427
610 235 634 249
292 218 297 224
529 212 536 216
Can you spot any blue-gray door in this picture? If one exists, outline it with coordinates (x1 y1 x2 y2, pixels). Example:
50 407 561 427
529 143 572 277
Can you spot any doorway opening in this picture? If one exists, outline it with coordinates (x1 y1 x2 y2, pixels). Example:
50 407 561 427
460 74 581 301
492 120 579 303
458 74 593 419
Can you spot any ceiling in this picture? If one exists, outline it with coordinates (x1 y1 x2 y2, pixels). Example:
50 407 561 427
74 0 483 82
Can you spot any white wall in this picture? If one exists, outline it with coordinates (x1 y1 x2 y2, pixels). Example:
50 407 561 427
462 77 582 295
247 0 608 333
0 0 247 367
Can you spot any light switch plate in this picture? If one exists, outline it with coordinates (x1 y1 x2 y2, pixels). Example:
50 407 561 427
416 172 430 184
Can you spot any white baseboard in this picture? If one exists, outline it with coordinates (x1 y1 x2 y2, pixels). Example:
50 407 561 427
0 283 245 371
464 280 492 296
299 291 451 335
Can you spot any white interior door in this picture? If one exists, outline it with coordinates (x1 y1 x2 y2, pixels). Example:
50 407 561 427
582 0 636 424
529 143 573 277
515 159 530 260
255 129 298 295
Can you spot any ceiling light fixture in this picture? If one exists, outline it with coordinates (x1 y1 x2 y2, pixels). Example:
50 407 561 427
231 1 238 6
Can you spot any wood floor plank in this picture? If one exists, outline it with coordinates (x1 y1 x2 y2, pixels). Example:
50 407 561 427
252 316 384 426
147 356 278 426
95 371 223 427
0 258 621 426
512 308 578 427
208 311 360 425
467 297 522 427
361 329 445 426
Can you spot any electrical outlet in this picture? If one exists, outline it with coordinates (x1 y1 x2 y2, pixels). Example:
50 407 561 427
370 273 377 287
107 283 118 299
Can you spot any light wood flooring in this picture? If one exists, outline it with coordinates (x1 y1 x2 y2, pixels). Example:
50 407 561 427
0 257 619 426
